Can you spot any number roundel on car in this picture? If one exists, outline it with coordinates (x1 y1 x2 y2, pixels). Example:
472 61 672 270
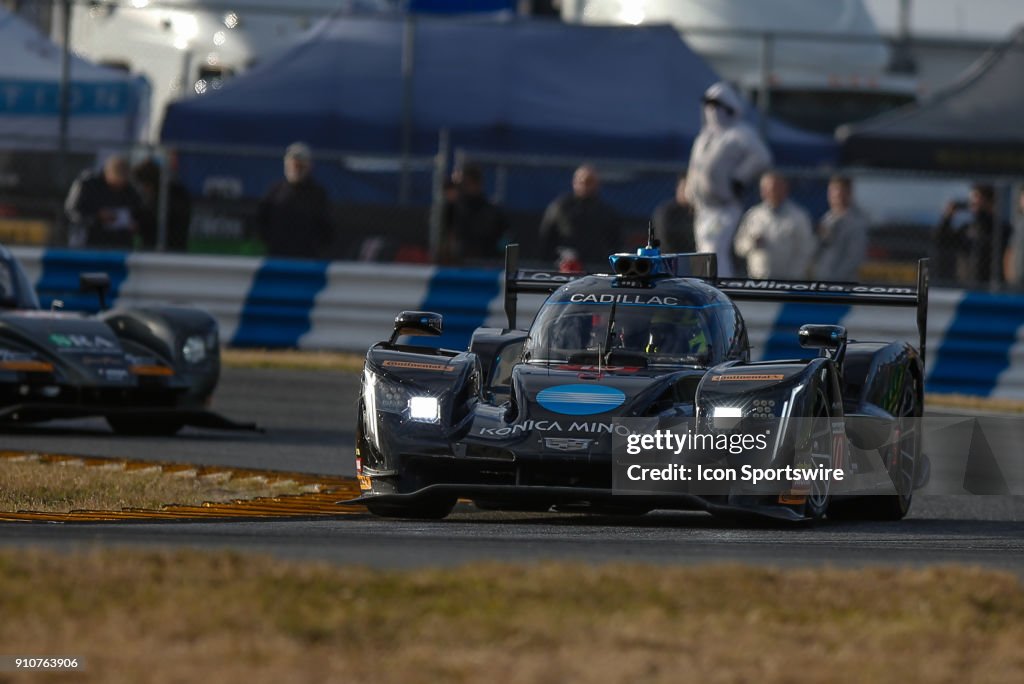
536 384 626 416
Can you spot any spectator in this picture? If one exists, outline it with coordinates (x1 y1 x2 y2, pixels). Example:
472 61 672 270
685 81 773 277
539 164 622 270
256 142 333 259
132 158 193 252
64 155 142 249
651 174 696 253
813 175 869 281
937 184 1010 286
443 164 509 264
734 172 815 279
1004 188 1024 287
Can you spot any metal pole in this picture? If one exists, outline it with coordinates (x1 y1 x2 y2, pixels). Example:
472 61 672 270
57 0 72 189
156 145 171 251
399 14 416 205
758 32 774 137
428 129 449 262
992 183 1008 290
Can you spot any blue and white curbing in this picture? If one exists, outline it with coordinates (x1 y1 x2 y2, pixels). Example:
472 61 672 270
10 247 1024 399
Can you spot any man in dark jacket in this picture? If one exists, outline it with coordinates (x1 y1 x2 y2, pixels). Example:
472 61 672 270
651 174 696 253
257 142 333 259
443 164 509 264
539 165 622 270
132 158 193 252
64 155 142 249
937 184 1010 286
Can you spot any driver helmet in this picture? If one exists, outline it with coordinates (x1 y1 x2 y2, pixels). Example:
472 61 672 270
646 307 708 355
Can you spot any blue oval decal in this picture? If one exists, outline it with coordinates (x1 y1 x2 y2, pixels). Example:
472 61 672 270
536 384 626 416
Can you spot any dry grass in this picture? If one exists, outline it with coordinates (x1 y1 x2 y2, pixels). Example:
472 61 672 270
0 548 1022 683
222 348 364 372
0 459 305 513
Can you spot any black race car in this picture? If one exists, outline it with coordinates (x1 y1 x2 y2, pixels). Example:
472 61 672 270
0 244 250 435
351 241 930 522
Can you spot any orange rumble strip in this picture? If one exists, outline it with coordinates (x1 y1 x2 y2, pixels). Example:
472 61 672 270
0 360 54 372
0 450 364 523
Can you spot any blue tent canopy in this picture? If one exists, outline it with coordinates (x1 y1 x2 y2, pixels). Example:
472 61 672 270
164 15 833 161
162 15 835 206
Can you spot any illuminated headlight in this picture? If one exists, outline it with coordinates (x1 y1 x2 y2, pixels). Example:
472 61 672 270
182 335 207 364
713 406 743 429
408 396 440 423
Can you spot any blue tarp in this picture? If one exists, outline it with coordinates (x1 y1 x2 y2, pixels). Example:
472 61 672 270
162 16 836 206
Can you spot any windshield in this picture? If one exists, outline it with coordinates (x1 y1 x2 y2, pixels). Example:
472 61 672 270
524 301 723 368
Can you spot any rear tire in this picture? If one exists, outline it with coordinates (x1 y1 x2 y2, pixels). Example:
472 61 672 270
829 376 921 521
106 416 184 436
365 496 456 520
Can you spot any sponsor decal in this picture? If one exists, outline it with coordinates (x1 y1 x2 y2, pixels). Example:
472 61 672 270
568 293 680 306
718 279 914 295
48 333 118 351
536 384 626 416
478 419 633 437
711 373 785 382
381 360 455 372
519 270 579 283
98 367 129 381
357 475 372 490
543 437 593 452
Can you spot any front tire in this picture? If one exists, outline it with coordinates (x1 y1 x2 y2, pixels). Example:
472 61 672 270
365 496 457 520
800 387 835 521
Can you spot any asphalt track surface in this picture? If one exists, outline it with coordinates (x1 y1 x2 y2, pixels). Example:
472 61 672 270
1 367 1022 571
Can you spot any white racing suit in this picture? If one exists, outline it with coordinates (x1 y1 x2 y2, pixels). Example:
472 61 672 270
686 82 773 277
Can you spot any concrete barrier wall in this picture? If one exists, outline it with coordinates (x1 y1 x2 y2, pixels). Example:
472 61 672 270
12 247 1023 399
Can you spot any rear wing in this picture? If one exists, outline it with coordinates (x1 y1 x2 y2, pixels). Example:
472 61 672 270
502 244 579 329
501 244 929 363
715 260 929 364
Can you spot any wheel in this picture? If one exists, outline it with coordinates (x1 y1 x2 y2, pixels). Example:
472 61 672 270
798 387 835 521
365 496 457 520
829 376 921 521
106 416 184 436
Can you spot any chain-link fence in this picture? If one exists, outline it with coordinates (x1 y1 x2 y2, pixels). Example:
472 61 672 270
0 136 444 261
455 148 1024 289
3 137 1022 291
1 1 1021 289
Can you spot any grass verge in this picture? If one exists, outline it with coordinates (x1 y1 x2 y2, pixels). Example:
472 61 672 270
1 548 1022 683
0 458 305 513
222 348 365 372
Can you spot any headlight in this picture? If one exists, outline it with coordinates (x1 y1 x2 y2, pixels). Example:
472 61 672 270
408 396 440 423
363 368 442 422
182 335 207 364
713 406 743 430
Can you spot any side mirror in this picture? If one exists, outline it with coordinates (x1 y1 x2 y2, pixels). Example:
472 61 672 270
799 324 847 364
79 272 111 310
798 324 846 351
389 311 443 344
